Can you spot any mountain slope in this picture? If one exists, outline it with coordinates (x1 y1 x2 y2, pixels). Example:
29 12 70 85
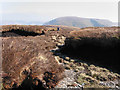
44 16 114 28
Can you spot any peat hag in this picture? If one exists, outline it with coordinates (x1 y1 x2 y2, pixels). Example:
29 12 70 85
1 29 43 37
59 37 120 73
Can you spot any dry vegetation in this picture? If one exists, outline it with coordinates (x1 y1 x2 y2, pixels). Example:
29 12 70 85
1 25 47 33
0 25 120 89
70 27 119 38
60 27 120 73
1 25 67 89
2 36 65 89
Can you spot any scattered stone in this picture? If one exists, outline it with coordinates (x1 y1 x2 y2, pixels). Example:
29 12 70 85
55 70 79 88
79 62 84 66
71 64 77 68
83 63 88 66
114 73 120 79
57 43 63 46
54 56 61 64
65 57 70 61
63 60 69 64
69 63 74 67
99 81 106 86
61 36 66 40
51 36 57 40
65 65 71 70
105 81 116 88
77 66 85 71
55 56 60 61
96 74 107 81
74 69 79 72
108 74 114 80
58 39 64 43
70 59 75 62
100 68 109 72
2 25 120 89
83 63 88 68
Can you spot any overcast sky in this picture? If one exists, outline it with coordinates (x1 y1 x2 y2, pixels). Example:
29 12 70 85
0 1 118 24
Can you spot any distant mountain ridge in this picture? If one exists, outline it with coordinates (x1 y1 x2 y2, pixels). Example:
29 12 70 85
44 16 114 28
1 20 44 25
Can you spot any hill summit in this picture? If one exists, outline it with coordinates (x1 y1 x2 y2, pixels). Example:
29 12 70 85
44 16 114 28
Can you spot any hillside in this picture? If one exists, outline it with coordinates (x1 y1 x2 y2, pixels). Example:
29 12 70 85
44 16 114 28
1 25 120 89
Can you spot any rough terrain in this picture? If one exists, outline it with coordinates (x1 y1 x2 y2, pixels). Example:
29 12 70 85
0 25 120 89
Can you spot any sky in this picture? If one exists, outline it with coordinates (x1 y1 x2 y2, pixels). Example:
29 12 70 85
0 0 118 25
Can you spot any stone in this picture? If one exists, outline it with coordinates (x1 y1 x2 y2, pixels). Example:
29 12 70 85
57 43 63 46
96 74 107 81
51 36 57 40
58 39 64 43
61 36 66 40
63 60 69 64
100 68 109 72
108 74 113 80
55 56 61 61
69 63 74 67
55 56 61 64
77 66 85 71
70 59 74 62
114 73 120 79
65 57 70 61
83 63 88 67
79 62 84 66
89 70 99 78
65 65 71 70
74 69 79 72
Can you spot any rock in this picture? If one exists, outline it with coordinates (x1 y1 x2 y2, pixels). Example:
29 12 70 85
51 36 57 40
100 68 109 72
2 25 120 89
65 57 70 61
55 56 64 64
96 74 107 81
55 70 77 88
99 81 106 86
88 65 96 71
55 56 60 63
70 63 76 68
65 65 71 70
114 73 120 79
69 63 74 67
58 39 65 43
76 73 90 85
79 62 84 66
105 81 116 88
108 74 113 80
61 36 66 40
90 64 95 67
83 63 88 67
76 73 99 87
74 69 79 72
77 66 85 71
88 70 99 78
57 43 63 46
55 56 60 61
70 59 75 62
63 60 69 64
